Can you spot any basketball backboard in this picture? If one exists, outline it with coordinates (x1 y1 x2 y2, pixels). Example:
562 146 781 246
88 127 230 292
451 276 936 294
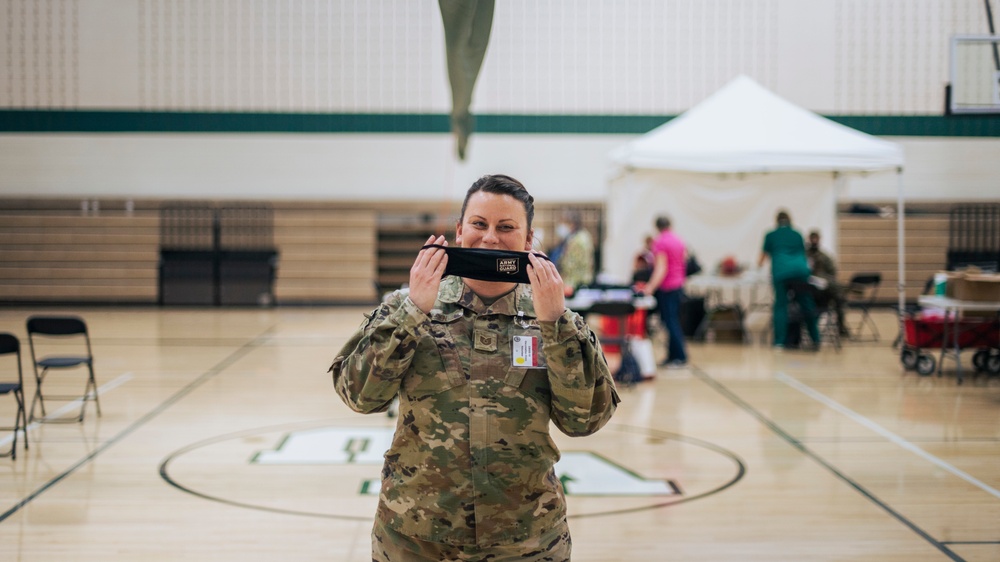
948 34 1000 114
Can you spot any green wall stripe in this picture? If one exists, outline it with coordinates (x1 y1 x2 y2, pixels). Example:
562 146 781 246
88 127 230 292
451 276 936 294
1 110 999 137
828 115 1000 137
0 110 450 133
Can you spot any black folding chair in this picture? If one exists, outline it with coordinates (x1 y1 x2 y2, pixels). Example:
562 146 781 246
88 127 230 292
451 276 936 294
845 273 882 342
0 333 29 459
27 316 102 423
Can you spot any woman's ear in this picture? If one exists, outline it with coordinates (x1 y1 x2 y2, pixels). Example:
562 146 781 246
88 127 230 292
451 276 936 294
525 229 534 251
455 221 463 245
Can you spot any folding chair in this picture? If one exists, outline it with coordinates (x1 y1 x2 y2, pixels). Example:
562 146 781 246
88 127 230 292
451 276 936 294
0 333 29 459
845 273 882 342
27 315 102 423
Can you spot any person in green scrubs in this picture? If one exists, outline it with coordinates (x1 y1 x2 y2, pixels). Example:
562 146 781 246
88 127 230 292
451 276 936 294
758 210 820 349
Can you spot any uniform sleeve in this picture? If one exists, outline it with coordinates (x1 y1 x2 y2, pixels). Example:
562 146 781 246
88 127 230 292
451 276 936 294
328 293 431 414
539 309 619 437
821 253 837 277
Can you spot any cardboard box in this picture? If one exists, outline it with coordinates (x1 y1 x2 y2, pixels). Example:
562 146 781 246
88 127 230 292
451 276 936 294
951 273 1000 302
942 271 963 298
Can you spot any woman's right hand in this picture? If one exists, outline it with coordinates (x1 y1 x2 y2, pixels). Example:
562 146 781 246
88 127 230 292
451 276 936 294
408 235 448 314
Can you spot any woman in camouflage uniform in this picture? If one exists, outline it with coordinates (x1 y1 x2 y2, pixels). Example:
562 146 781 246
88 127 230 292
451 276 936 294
330 174 619 561
554 210 595 294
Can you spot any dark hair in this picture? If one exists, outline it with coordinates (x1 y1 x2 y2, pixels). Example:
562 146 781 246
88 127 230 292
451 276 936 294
460 174 535 229
776 210 791 225
563 209 583 230
655 216 671 231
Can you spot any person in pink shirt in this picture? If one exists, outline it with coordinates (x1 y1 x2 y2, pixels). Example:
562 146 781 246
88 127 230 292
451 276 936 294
643 216 688 368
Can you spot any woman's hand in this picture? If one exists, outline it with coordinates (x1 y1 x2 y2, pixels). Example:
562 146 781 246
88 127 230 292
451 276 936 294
408 235 448 314
527 252 566 322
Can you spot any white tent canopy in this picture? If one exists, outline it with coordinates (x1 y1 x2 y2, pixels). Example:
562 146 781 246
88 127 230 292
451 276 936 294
610 75 904 174
604 75 906 309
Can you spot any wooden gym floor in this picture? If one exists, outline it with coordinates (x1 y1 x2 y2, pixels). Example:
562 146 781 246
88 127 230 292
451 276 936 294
0 305 997 561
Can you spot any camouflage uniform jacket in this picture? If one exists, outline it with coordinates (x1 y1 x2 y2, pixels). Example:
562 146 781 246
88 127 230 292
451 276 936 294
806 247 838 281
330 276 619 547
559 229 595 289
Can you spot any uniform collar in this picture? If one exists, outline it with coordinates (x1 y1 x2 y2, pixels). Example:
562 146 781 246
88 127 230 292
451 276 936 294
439 276 536 317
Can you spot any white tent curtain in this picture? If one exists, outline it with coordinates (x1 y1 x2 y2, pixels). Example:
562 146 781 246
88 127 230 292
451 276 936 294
604 170 839 284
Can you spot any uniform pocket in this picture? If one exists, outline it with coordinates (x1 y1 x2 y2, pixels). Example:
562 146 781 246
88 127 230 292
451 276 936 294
402 309 467 400
504 366 552 405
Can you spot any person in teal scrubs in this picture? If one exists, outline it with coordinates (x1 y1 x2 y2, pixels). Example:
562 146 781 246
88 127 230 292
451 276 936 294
758 210 820 349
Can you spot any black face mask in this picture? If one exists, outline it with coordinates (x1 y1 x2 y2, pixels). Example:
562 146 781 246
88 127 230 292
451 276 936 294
422 244 551 284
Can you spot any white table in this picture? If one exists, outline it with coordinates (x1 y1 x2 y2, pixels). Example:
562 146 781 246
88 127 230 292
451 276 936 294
684 272 772 342
685 271 772 311
916 295 1000 383
565 289 657 315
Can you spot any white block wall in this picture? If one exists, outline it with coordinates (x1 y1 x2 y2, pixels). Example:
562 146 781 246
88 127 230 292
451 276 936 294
1 0 998 203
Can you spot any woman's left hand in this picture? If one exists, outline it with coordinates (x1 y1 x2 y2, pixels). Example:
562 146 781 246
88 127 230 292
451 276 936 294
527 252 566 322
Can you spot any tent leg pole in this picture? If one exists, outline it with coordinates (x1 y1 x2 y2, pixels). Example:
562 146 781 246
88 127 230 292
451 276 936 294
897 169 906 334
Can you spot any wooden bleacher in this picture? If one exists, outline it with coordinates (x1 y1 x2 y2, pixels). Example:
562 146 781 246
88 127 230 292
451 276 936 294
273 208 377 304
0 198 960 306
837 207 950 304
0 212 160 302
0 201 379 305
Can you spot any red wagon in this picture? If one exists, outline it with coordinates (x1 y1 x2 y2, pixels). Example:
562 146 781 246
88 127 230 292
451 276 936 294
900 311 1000 376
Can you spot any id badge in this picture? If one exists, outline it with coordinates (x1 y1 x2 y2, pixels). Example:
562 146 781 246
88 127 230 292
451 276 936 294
512 335 547 369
